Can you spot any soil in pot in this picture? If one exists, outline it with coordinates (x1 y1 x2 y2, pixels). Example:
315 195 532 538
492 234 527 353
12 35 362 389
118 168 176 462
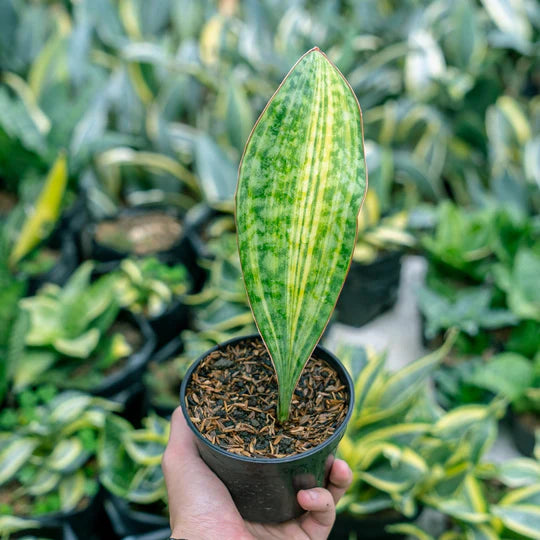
185 338 348 458
95 212 182 256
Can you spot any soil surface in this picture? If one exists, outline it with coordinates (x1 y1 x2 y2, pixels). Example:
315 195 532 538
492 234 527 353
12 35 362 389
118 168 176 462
95 213 182 255
186 338 349 458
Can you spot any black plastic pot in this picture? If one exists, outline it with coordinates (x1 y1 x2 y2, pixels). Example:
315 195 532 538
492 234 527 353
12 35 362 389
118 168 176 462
180 334 355 524
15 487 108 539
25 232 79 296
183 204 229 262
148 297 191 348
80 206 205 291
123 529 171 540
336 250 402 327
93 311 156 399
104 491 169 538
330 507 423 540
509 409 537 457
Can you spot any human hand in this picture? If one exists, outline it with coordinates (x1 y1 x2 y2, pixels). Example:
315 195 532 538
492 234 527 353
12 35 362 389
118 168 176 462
162 407 353 540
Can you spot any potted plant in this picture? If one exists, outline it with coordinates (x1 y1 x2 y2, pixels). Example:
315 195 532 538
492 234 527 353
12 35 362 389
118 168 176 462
336 190 415 326
387 457 540 539
11 262 155 403
112 257 192 347
434 351 539 457
332 336 514 540
100 414 170 537
0 389 119 538
2 155 79 295
178 47 367 523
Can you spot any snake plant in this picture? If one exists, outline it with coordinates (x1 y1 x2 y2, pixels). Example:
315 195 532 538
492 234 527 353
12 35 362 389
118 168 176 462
236 48 367 422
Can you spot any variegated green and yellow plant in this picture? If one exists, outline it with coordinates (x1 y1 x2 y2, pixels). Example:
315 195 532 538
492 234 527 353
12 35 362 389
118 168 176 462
0 390 119 535
236 48 367 422
335 337 540 540
99 414 169 507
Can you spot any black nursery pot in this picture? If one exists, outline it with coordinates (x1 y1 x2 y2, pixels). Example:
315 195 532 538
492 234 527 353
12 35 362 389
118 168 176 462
94 311 156 398
81 206 205 291
336 250 402 327
25 232 79 296
180 334 355 524
104 491 169 538
330 507 423 540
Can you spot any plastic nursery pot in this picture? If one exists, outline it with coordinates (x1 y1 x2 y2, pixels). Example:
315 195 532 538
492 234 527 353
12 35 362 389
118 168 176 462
18 487 108 540
148 297 191 348
180 334 355 524
104 491 169 538
336 250 402 327
508 409 537 457
329 506 423 540
93 311 156 398
25 232 79 296
80 206 205 291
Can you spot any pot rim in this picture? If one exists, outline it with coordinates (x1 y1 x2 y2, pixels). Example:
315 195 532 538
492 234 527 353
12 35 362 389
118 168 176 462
180 333 355 464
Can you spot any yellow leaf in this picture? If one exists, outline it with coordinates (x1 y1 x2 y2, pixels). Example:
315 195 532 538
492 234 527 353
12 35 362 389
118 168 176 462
10 153 68 267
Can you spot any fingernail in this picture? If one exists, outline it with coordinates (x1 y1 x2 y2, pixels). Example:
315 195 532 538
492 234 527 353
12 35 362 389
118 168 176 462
305 490 318 502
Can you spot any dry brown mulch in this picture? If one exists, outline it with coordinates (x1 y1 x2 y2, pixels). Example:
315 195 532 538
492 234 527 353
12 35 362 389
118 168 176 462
185 338 349 458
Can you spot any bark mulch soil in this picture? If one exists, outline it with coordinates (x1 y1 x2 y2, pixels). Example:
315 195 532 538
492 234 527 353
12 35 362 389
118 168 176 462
95 213 182 255
186 338 349 458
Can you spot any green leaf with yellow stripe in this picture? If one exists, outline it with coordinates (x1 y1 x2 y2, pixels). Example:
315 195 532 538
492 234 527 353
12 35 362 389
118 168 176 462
236 48 367 421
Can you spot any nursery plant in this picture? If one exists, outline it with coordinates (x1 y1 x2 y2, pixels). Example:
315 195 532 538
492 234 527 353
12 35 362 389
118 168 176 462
179 47 367 523
113 257 191 318
387 457 540 540
0 390 119 536
332 338 539 539
12 261 151 393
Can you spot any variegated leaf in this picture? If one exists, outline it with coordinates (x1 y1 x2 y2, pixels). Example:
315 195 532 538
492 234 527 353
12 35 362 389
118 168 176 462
48 437 88 472
0 437 38 485
59 470 86 511
236 48 367 421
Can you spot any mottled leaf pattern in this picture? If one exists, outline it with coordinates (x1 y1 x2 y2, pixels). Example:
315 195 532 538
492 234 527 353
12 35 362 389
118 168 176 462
236 48 367 421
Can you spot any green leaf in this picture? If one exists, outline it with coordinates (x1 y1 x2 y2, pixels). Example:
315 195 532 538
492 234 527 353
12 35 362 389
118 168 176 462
386 523 435 540
236 48 367 421
59 470 86 511
48 437 87 472
0 516 40 536
27 469 61 496
54 328 100 358
469 353 534 402
12 349 56 390
0 437 38 485
9 153 68 266
497 458 540 487
491 504 540 539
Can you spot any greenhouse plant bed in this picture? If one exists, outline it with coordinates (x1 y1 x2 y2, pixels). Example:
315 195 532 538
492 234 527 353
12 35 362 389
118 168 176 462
336 250 402 327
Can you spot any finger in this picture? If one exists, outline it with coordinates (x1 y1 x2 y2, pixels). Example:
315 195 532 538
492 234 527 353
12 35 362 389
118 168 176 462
327 459 353 504
162 407 199 477
298 487 336 537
